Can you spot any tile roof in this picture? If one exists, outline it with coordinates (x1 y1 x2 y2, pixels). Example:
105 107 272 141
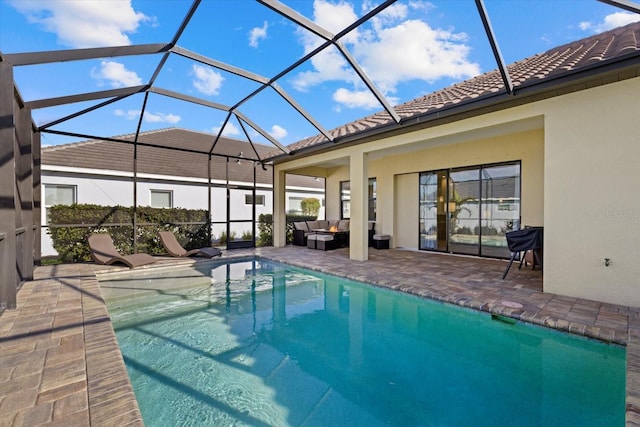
41 128 322 188
276 21 640 157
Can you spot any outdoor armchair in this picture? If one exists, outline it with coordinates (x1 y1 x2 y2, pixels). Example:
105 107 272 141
292 222 310 246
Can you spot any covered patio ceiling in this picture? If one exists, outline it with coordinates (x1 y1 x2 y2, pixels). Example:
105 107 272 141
1 0 639 164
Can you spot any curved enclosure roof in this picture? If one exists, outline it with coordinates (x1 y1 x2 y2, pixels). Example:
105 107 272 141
1 0 639 163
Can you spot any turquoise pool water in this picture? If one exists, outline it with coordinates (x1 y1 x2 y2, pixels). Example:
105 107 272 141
101 257 625 427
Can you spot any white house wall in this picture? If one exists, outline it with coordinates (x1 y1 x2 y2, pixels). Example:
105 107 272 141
41 168 324 256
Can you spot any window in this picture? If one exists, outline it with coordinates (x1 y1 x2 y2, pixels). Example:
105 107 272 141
288 196 304 214
150 190 172 208
245 194 265 205
497 203 516 211
340 181 350 219
44 184 76 224
368 178 376 221
340 178 376 220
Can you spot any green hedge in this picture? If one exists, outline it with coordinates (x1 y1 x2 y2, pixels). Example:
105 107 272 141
49 205 318 262
48 204 210 262
257 214 317 247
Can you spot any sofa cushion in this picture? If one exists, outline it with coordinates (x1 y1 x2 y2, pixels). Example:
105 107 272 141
317 220 329 229
338 220 350 230
307 220 320 230
316 234 334 241
293 221 308 231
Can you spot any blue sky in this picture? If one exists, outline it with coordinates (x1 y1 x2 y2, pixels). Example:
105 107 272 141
1 0 639 148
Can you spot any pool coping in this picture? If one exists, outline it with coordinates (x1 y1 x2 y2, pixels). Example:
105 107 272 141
1 249 639 425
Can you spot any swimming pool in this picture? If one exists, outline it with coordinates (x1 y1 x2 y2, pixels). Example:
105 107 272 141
100 257 625 426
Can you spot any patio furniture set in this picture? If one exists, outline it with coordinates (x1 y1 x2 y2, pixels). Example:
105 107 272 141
293 220 389 251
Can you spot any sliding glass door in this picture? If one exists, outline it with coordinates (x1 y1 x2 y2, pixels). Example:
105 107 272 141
419 170 448 251
448 168 480 255
480 164 520 257
419 162 520 258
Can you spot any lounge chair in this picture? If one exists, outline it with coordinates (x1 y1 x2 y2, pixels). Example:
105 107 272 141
87 233 156 268
159 231 222 258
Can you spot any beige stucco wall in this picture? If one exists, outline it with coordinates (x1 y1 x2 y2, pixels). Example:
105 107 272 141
393 173 419 248
321 128 544 248
542 77 640 306
275 76 640 307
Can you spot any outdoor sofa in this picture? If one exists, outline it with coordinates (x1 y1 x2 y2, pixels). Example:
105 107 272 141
292 220 376 247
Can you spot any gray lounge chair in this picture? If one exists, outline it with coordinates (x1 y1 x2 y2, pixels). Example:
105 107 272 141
159 231 222 258
88 233 156 268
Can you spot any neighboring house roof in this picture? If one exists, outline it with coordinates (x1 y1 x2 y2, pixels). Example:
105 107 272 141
41 128 323 189
271 21 640 159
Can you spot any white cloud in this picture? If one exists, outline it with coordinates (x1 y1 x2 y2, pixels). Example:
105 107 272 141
212 121 240 136
314 0 360 36
91 61 142 88
144 112 181 124
373 3 409 26
249 21 269 48
192 64 224 96
581 12 640 34
359 20 479 91
8 0 151 48
332 88 379 109
114 109 181 124
291 0 479 109
269 125 288 139
292 47 356 92
114 109 140 120
579 21 592 31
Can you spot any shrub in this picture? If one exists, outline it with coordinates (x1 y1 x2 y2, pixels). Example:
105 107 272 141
474 225 499 236
257 214 273 247
48 204 209 262
300 198 320 217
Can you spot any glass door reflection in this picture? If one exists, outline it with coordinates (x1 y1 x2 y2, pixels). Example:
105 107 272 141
419 170 448 251
448 168 480 255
